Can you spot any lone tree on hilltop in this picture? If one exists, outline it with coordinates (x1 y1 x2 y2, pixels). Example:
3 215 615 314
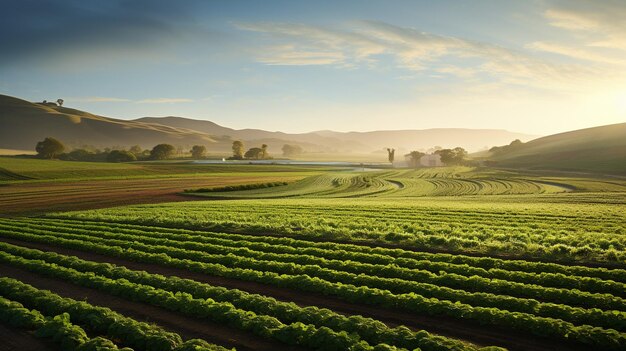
35 137 65 159
191 145 207 159
56 99 64 107
231 140 244 159
149 144 175 160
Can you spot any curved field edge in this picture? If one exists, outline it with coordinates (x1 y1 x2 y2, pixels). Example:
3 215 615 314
184 167 624 199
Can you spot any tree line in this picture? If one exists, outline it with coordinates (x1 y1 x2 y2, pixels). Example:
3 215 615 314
34 137 206 162
401 147 468 167
36 136 471 166
33 137 306 163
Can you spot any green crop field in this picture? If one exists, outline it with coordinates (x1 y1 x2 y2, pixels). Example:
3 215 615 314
183 167 626 198
1 158 625 351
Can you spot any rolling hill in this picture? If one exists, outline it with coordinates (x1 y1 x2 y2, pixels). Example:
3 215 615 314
1 93 536 154
0 95 216 150
487 122 626 174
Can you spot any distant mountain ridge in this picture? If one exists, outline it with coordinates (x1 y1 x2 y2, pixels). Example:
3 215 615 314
1 93 537 153
134 116 538 153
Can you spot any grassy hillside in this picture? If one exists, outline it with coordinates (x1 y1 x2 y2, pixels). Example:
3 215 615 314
488 123 626 174
0 95 215 150
1 93 536 155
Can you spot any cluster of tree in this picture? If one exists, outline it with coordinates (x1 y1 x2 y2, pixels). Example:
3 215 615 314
35 137 66 159
41 99 64 107
35 137 211 163
229 141 271 160
400 147 467 168
489 139 525 156
281 144 303 157
405 151 425 168
435 147 468 165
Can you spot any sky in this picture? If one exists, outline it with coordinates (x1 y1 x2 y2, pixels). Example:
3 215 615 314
1 0 625 136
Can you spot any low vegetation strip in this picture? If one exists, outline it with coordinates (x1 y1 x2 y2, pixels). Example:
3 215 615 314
1 222 625 350
187 181 289 193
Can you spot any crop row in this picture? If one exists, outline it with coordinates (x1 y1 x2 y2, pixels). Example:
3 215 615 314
0 296 132 351
2 227 625 350
0 277 230 351
22 217 625 296
55 197 626 265
3 220 625 317
0 241 479 351
12 224 623 324
0 249 404 351
14 217 626 283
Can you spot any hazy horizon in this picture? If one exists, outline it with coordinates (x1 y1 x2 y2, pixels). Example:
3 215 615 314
1 0 625 135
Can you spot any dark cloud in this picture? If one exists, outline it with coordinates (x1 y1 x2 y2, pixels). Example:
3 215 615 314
0 0 202 66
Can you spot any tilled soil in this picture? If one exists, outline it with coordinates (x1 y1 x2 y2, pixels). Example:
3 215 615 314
0 324 56 351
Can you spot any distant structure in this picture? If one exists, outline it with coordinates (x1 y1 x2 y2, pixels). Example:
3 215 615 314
419 154 443 167
386 148 395 164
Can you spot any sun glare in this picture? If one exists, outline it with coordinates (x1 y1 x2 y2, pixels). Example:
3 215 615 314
615 90 626 115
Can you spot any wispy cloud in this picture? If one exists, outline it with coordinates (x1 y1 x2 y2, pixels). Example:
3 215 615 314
234 21 385 68
544 0 626 50
236 20 602 91
256 45 345 66
527 41 626 65
136 98 194 104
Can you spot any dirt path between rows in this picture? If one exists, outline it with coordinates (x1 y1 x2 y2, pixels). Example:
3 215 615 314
0 237 586 351
0 324 56 351
0 263 305 351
